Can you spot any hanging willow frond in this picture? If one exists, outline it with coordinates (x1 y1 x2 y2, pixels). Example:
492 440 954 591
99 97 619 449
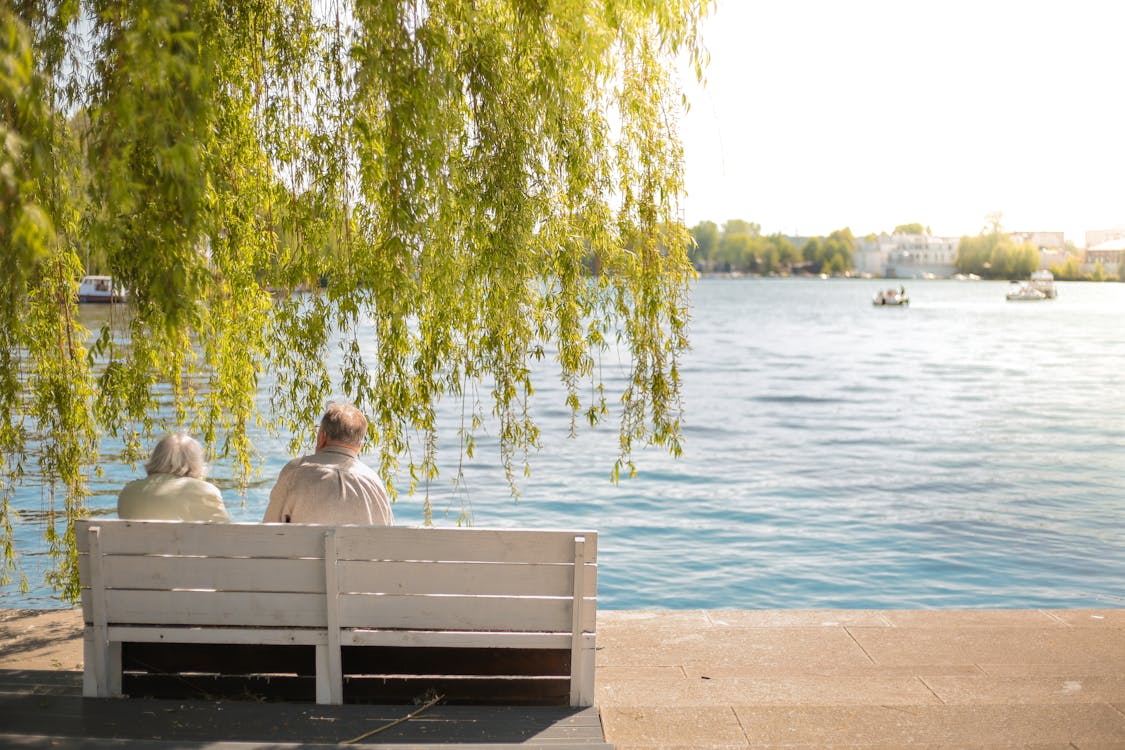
0 0 712 599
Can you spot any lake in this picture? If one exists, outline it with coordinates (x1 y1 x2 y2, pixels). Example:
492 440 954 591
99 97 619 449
3 278 1123 610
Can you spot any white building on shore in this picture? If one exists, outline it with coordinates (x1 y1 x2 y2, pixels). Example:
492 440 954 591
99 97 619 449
1085 227 1125 248
1009 231 1064 251
854 233 958 278
1083 238 1125 276
1008 231 1067 271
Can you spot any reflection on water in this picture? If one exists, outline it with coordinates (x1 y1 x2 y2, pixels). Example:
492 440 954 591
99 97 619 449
4 279 1125 609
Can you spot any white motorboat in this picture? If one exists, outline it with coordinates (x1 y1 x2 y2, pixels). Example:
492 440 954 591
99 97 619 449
873 287 909 306
1005 282 1046 301
78 275 127 303
1029 270 1058 299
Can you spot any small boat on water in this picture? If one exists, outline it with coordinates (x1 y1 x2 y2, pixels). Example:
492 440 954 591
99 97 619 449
78 275 127 303
1005 282 1046 301
873 287 909 306
1029 269 1058 299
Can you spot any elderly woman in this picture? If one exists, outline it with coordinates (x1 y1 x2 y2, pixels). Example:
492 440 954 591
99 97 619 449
117 434 230 522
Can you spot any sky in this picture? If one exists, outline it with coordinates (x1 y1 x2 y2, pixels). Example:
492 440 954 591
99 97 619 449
677 0 1125 247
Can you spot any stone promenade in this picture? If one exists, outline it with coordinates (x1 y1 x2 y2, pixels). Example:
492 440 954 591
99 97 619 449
596 609 1125 749
3 608 1124 748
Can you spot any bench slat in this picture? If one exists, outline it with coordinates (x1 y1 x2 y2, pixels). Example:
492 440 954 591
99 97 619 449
338 560 597 597
78 556 596 599
108 626 327 645
82 590 328 628
343 629 594 650
80 555 328 593
103 628 590 653
338 593 596 633
334 527 598 564
82 589 597 634
77 523 597 565
77 522 330 558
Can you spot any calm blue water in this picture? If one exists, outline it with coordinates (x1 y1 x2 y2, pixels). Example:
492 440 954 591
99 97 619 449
3 278 1123 609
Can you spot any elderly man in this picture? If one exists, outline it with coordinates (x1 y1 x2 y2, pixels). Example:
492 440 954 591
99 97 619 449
262 402 394 525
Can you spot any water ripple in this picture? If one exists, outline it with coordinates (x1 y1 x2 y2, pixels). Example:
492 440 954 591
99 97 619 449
3 278 1124 610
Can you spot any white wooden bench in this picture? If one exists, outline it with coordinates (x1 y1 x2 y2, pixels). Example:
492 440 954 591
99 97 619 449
77 520 597 706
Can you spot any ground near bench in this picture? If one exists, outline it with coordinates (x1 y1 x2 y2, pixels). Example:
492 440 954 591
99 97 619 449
3 608 1124 748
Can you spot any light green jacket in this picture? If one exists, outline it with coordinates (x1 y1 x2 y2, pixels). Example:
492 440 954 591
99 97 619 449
117 473 230 523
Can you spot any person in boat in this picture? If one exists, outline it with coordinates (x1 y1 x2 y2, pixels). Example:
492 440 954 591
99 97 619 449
262 401 394 525
117 434 230 522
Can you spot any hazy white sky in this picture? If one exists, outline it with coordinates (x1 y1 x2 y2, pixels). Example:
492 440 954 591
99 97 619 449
678 0 1125 246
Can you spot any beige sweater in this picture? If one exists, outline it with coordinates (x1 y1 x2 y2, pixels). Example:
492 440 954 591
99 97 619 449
261 445 394 525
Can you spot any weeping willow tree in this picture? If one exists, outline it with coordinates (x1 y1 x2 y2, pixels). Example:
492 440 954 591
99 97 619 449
1 0 711 599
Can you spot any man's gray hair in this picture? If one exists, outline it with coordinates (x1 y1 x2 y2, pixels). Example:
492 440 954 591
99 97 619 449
145 434 207 479
320 402 368 446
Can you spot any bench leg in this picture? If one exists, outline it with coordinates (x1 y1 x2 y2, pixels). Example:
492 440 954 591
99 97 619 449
107 641 122 696
320 531 344 705
83 632 122 698
315 644 342 705
82 631 97 697
574 639 596 706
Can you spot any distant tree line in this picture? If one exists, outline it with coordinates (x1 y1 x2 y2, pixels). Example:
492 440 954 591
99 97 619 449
1047 257 1116 281
954 234 1039 279
689 220 856 275
691 216 1119 281
956 214 1118 281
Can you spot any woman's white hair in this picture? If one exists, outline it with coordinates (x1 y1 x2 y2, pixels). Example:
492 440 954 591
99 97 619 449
144 434 207 479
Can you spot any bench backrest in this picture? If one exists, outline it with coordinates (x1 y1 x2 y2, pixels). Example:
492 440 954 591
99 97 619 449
77 520 597 705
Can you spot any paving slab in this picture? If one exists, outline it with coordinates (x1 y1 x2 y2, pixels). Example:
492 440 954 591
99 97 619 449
981 661 1125 677
597 625 874 668
680 663 986 679
1049 610 1125 627
703 610 892 628
846 625 1125 667
731 704 1125 747
878 609 1065 628
598 673 942 707
921 674 1125 704
599 706 747 747
597 610 712 629
0 692 612 747
609 745 1078 750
